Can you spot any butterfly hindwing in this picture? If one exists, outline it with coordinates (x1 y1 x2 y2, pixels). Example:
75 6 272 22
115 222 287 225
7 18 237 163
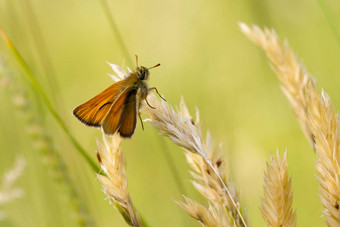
118 90 138 138
102 87 137 135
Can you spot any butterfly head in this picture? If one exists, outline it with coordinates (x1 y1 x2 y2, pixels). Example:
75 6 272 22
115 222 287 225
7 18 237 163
137 66 149 80
135 55 160 81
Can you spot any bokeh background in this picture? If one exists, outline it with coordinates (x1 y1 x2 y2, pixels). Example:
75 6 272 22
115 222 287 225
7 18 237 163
1 0 340 226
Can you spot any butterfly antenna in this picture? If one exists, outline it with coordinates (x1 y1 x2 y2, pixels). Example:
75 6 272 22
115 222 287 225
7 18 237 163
148 63 160 70
135 55 139 68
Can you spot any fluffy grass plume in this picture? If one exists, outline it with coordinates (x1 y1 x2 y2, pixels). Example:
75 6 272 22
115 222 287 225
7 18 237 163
176 195 230 227
261 151 296 227
240 22 340 226
306 81 340 226
141 95 248 226
96 134 142 227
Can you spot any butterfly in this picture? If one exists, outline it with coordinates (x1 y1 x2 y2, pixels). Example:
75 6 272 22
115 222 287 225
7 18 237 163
73 56 164 138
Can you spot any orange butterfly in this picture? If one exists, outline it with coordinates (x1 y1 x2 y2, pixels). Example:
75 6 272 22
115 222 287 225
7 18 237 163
73 56 164 138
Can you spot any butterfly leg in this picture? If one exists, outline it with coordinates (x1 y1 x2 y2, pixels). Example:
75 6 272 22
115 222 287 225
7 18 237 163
148 87 166 101
138 112 144 130
145 97 155 109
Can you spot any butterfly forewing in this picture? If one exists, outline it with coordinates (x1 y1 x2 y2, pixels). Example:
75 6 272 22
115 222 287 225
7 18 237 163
118 90 138 138
102 87 137 135
73 80 127 127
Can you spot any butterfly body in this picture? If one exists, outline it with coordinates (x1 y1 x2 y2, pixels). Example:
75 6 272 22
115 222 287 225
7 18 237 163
73 64 157 138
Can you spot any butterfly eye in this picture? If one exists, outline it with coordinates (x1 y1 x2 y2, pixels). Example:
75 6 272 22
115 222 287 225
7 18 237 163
138 72 145 80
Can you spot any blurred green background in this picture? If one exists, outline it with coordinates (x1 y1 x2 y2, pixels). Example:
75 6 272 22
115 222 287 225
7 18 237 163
1 0 340 226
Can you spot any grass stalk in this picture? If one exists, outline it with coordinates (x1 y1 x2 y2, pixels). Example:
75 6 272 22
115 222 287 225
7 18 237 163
96 134 148 227
141 94 248 227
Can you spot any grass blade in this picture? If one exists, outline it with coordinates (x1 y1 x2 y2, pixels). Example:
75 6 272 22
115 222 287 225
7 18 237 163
98 0 133 67
0 27 100 173
318 0 340 48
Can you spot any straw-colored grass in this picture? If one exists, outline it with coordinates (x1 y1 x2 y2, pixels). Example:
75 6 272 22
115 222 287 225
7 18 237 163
261 151 296 227
176 195 230 227
96 133 142 227
241 22 340 226
306 81 340 226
